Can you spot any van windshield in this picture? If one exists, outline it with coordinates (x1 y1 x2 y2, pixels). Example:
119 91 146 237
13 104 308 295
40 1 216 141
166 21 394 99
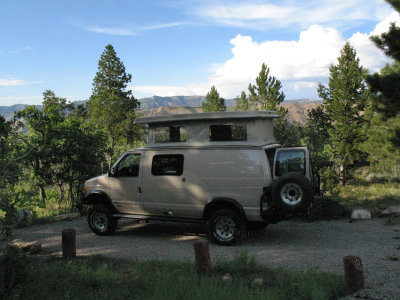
275 150 305 176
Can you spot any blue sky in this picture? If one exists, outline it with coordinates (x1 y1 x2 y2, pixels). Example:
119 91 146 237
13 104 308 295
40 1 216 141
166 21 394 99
0 0 398 105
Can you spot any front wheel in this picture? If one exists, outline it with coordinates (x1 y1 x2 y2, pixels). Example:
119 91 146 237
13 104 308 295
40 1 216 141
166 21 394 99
87 204 117 235
207 209 246 246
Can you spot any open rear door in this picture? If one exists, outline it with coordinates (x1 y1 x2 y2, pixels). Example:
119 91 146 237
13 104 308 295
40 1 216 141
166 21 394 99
272 147 311 181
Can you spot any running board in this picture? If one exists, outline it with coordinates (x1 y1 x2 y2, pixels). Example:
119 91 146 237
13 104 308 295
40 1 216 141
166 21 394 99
113 214 204 224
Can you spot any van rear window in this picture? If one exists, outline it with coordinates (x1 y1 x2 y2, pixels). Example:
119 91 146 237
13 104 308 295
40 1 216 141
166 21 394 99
209 124 247 141
151 155 184 176
275 150 305 176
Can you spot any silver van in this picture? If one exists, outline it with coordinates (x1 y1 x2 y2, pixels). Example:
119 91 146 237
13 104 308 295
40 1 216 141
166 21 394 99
83 111 318 245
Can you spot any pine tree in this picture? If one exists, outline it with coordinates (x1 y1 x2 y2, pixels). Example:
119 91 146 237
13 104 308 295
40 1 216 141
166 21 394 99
236 63 298 146
367 0 400 117
87 44 141 167
318 42 369 185
248 63 285 111
201 86 226 112
234 91 249 111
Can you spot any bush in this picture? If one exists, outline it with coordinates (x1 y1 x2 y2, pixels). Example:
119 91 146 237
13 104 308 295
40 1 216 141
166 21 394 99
0 245 27 297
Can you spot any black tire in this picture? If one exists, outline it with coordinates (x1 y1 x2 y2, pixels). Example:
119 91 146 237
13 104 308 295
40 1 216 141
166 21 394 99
271 172 314 214
247 221 268 231
87 204 117 235
207 209 246 246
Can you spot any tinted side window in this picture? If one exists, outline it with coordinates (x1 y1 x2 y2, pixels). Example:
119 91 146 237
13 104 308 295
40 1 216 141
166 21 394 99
117 154 140 177
151 155 184 176
275 150 305 176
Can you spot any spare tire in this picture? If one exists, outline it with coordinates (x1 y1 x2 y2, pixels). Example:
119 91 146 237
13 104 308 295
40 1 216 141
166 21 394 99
271 172 314 213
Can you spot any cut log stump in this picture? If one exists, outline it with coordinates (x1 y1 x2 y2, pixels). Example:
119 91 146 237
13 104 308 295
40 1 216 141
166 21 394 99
193 239 211 274
62 228 76 258
343 255 365 295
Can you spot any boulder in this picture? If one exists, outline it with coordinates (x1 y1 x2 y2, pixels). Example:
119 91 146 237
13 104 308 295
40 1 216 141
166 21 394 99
15 209 33 227
351 209 372 220
381 206 400 216
11 241 42 254
222 273 232 283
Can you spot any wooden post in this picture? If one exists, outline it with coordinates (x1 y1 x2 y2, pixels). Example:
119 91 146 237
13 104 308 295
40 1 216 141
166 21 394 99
193 239 211 274
343 255 364 295
62 228 76 258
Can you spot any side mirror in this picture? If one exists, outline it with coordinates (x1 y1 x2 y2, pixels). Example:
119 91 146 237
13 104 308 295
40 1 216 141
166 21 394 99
108 167 116 177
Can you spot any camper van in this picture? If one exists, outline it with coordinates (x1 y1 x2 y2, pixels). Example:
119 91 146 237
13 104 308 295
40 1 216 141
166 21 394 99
82 111 317 245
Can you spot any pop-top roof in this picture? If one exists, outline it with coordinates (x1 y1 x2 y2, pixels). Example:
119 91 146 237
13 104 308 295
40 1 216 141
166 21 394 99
134 111 279 125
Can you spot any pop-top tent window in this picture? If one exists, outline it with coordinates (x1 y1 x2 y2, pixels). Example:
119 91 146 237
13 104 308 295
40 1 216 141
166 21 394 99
209 124 247 141
152 126 187 143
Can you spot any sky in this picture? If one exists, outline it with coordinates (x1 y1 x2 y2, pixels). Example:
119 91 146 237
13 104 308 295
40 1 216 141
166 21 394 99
0 0 399 106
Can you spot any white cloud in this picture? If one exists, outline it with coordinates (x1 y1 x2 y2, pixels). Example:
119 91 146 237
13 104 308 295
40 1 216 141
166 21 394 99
195 0 392 30
0 78 42 87
131 11 398 99
82 22 187 36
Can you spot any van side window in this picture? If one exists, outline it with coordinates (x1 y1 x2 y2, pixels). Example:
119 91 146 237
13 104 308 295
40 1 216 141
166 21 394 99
275 150 305 176
153 126 187 143
209 124 247 141
116 154 140 177
152 155 184 176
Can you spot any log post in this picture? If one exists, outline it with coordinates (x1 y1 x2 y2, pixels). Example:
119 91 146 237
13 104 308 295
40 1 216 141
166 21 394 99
343 255 364 295
193 239 211 274
62 228 76 258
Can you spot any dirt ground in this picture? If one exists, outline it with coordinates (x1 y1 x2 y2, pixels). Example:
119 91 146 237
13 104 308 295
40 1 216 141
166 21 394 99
3 216 400 299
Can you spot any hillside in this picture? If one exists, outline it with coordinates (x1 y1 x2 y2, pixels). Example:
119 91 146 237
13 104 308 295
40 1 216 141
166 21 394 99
0 96 322 125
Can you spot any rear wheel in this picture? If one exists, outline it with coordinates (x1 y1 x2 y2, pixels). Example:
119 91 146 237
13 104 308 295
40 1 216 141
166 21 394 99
208 209 246 246
87 204 117 235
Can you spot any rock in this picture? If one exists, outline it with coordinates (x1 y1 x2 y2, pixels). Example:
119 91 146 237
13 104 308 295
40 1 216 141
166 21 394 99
222 273 232 283
251 278 263 288
15 209 33 227
11 241 42 254
351 209 372 220
381 206 400 216
52 213 80 222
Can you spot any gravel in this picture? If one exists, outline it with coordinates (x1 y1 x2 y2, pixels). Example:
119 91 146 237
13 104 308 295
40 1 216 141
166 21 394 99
2 217 400 299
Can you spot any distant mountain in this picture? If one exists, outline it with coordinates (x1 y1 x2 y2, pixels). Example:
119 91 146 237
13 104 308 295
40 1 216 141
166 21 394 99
0 96 322 124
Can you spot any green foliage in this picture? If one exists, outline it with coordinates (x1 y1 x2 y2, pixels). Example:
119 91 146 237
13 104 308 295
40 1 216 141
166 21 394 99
301 106 332 171
361 110 400 177
0 246 27 297
234 91 249 111
15 91 105 209
201 86 226 112
368 0 400 117
1 254 343 300
87 44 142 167
318 42 369 185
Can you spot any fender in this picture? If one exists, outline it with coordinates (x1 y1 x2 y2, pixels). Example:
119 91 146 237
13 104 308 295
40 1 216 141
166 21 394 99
203 197 247 221
84 190 118 213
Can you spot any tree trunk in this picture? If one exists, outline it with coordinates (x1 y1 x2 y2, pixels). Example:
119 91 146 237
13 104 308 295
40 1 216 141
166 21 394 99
58 183 65 209
339 164 346 186
39 184 47 208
